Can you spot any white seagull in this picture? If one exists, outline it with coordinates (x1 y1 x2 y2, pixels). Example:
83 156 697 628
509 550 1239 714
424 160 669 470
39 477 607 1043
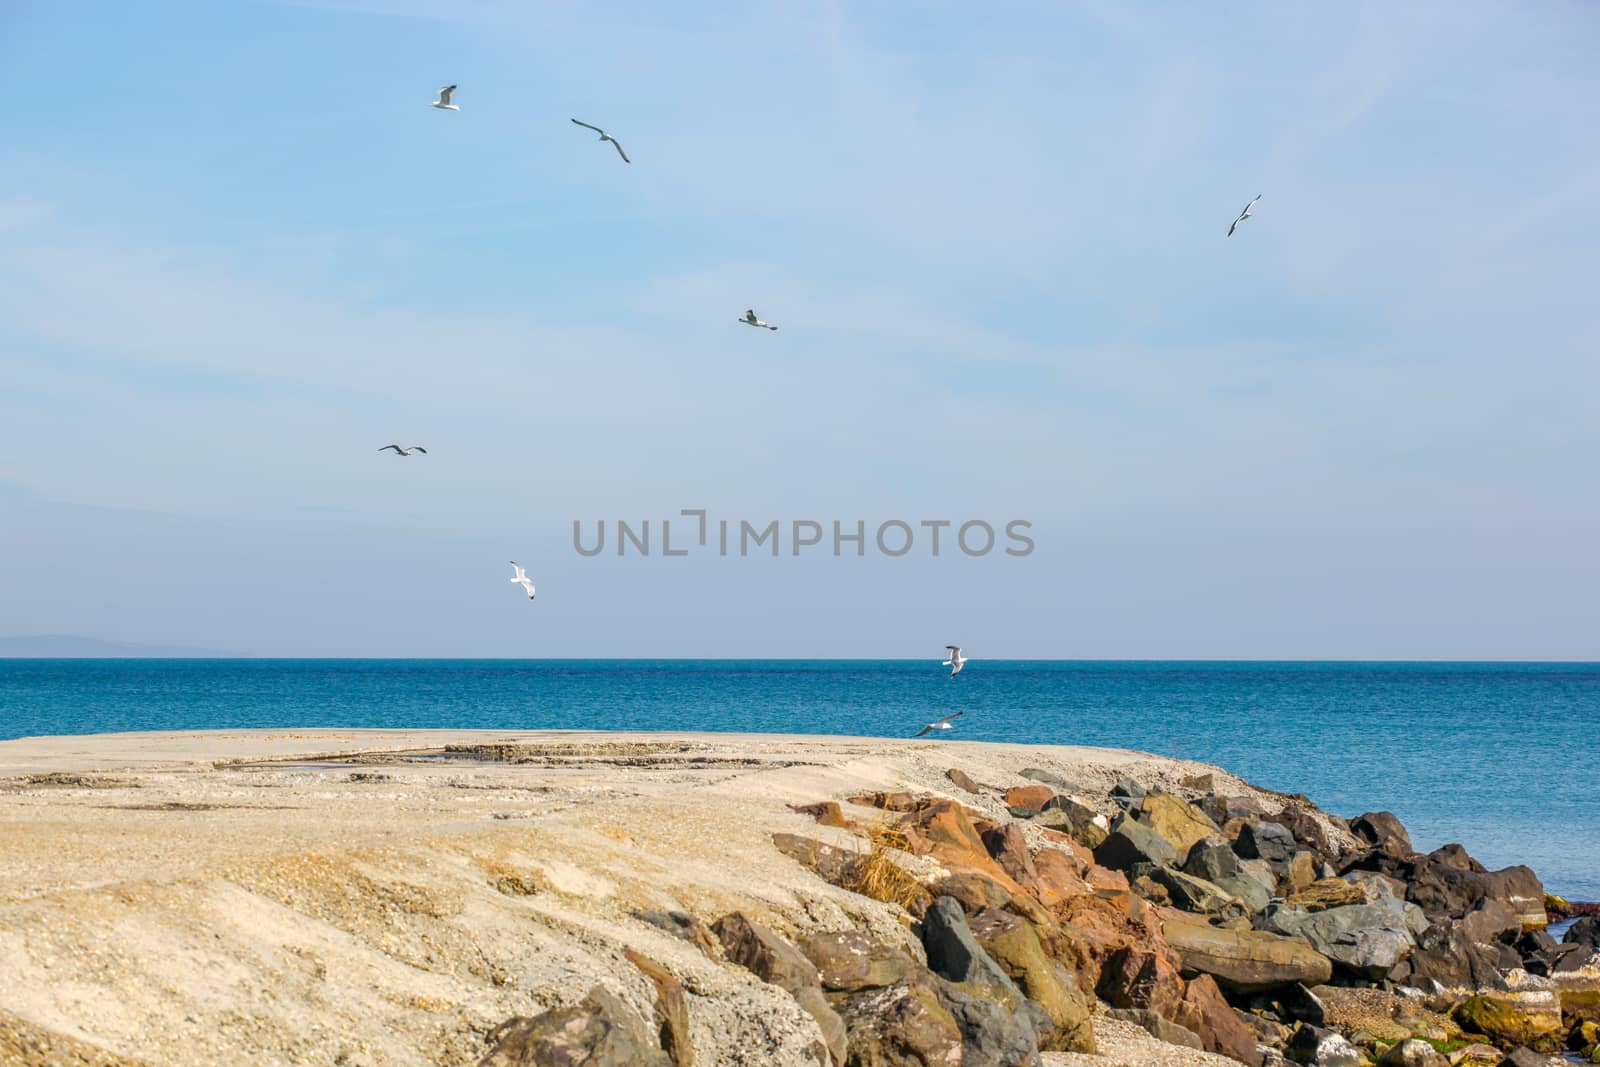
508 561 536 600
914 711 964 738
571 119 630 163
431 85 459 111
942 646 968 677
738 309 778 331
378 445 427 456
1227 194 1261 237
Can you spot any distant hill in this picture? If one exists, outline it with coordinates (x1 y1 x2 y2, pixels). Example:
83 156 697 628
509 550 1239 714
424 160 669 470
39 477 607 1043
0 635 239 658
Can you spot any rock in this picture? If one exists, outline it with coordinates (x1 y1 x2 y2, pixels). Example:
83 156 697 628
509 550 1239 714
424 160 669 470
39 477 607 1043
1453 995 1564 1051
1497 1050 1557 1067
800 930 922 993
1004 785 1055 812
1163 914 1335 993
1351 812 1414 856
715 912 823 991
1262 899 1428 980
1566 916 1600 949
1517 940 1591 977
1096 946 1186 1020
1452 1043 1506 1066
1461 899 1521 946
624 949 696 1067
1020 767 1071 788
833 981 963 1067
1286 880 1369 913
1173 972 1266 1066
967 909 1095 1052
1409 922 1509 992
794 801 851 828
1271 803 1350 862
1150 867 1243 916
980 822 1039 886
1203 793 1271 827
921 896 1022 1008
714 912 845 1065
1041 795 1111 850
1139 794 1223 862
852 791 922 812
1391 847 1546 929
1236 821 1298 864
1031 847 1092 904
1287 852 1318 894
1344 869 1408 901
946 768 982 794
1565 990 1600 1025
933 982 1043 1067
1374 1038 1448 1067
1186 839 1274 914
1285 1023 1361 1067
1569 1019 1600 1051
1094 813 1179 872
1249 983 1326 1026
1108 1007 1206 1049
478 986 672 1067
1111 778 1148 802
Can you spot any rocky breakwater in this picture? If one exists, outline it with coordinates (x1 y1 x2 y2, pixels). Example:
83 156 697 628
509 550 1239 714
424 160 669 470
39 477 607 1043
481 764 1600 1066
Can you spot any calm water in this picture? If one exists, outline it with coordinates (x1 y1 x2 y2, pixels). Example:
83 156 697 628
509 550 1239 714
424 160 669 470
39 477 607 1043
1 659 1595 900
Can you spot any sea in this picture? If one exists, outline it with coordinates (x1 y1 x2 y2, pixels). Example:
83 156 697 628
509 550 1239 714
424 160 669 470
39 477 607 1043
1 659 1595 901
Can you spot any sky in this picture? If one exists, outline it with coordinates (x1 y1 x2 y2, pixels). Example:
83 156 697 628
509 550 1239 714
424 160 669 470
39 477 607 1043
0 1 1596 658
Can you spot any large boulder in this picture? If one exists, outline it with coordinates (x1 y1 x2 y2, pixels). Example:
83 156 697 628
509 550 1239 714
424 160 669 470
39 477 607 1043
933 982 1043 1067
1186 838 1274 914
715 912 845 1065
479 986 672 1067
1351 812 1413 857
1349 845 1547 929
1566 916 1600 949
1096 946 1185 1020
980 822 1039 886
1163 915 1333 994
1094 813 1178 872
1172 973 1266 1066
624 949 695 1067
1139 794 1222 863
1039 795 1110 850
1409 921 1511 992
1453 995 1564 1052
1262 899 1428 980
800 930 923 993
1235 821 1297 864
967 909 1095 1053
1373 1038 1448 1067
1150 867 1244 916
1005 784 1056 811
833 981 964 1067
922 896 1022 1006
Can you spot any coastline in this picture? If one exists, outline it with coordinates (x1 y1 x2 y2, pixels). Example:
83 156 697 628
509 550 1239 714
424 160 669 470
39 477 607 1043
1 730 1595 1066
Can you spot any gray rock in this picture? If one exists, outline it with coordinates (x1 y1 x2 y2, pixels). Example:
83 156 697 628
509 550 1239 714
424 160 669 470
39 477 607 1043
1093 813 1178 872
1409 921 1509 992
1497 1049 1557 1067
935 982 1043 1067
1262 899 1428 980
1351 812 1414 856
1150 867 1241 916
1565 915 1600 948
1111 777 1147 800
1285 1023 1361 1067
921 896 1021 1005
1019 767 1071 788
833 981 963 1067
479 986 672 1067
1185 841 1275 914
1460 898 1520 946
1236 821 1298 864
1107 1008 1205 1050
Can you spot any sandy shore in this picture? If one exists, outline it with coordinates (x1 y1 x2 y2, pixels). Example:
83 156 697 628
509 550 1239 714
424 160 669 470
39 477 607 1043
0 730 1280 1066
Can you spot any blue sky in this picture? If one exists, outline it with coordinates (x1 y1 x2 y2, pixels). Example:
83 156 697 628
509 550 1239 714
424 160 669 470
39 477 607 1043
1 1 1596 657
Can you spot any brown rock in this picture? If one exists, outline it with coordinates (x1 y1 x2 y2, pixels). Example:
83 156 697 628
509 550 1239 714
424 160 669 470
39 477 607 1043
1097 947 1186 1021
968 909 1096 1053
792 801 849 828
1172 973 1265 1066
1138 794 1222 862
1453 995 1564 1051
1162 914 1334 994
1004 785 1055 812
1287 851 1317 893
980 822 1039 886
833 980 963 1067
1032 848 1092 905
713 912 821 991
945 768 981 794
1287 879 1369 912
849 791 921 812
799 930 921 993
625 949 696 1067
633 910 721 960
479 987 671 1067
1564 989 1600 1025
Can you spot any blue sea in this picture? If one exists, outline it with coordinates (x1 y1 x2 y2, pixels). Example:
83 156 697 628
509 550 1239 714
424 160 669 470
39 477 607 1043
1 659 1595 901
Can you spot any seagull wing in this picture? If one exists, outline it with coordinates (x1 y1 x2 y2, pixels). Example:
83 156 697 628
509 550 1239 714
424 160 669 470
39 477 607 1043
934 711 964 725
945 645 961 654
913 725 935 738
571 118 604 134
509 562 527 581
412 447 427 454
438 85 456 106
610 138 630 163
1227 218 1239 237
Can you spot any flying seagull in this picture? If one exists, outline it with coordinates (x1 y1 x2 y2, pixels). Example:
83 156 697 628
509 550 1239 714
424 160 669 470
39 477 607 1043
570 119 630 163
738 309 778 331
508 561 536 600
914 711 964 738
431 85 459 111
942 646 968 677
379 445 427 456
1227 194 1261 237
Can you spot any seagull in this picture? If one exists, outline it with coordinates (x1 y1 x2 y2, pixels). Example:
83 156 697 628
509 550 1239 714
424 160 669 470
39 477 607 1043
508 561 536 600
738 309 778 331
431 85 459 111
942 646 968 677
570 119 630 163
1227 194 1261 237
914 711 964 738
378 445 427 456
